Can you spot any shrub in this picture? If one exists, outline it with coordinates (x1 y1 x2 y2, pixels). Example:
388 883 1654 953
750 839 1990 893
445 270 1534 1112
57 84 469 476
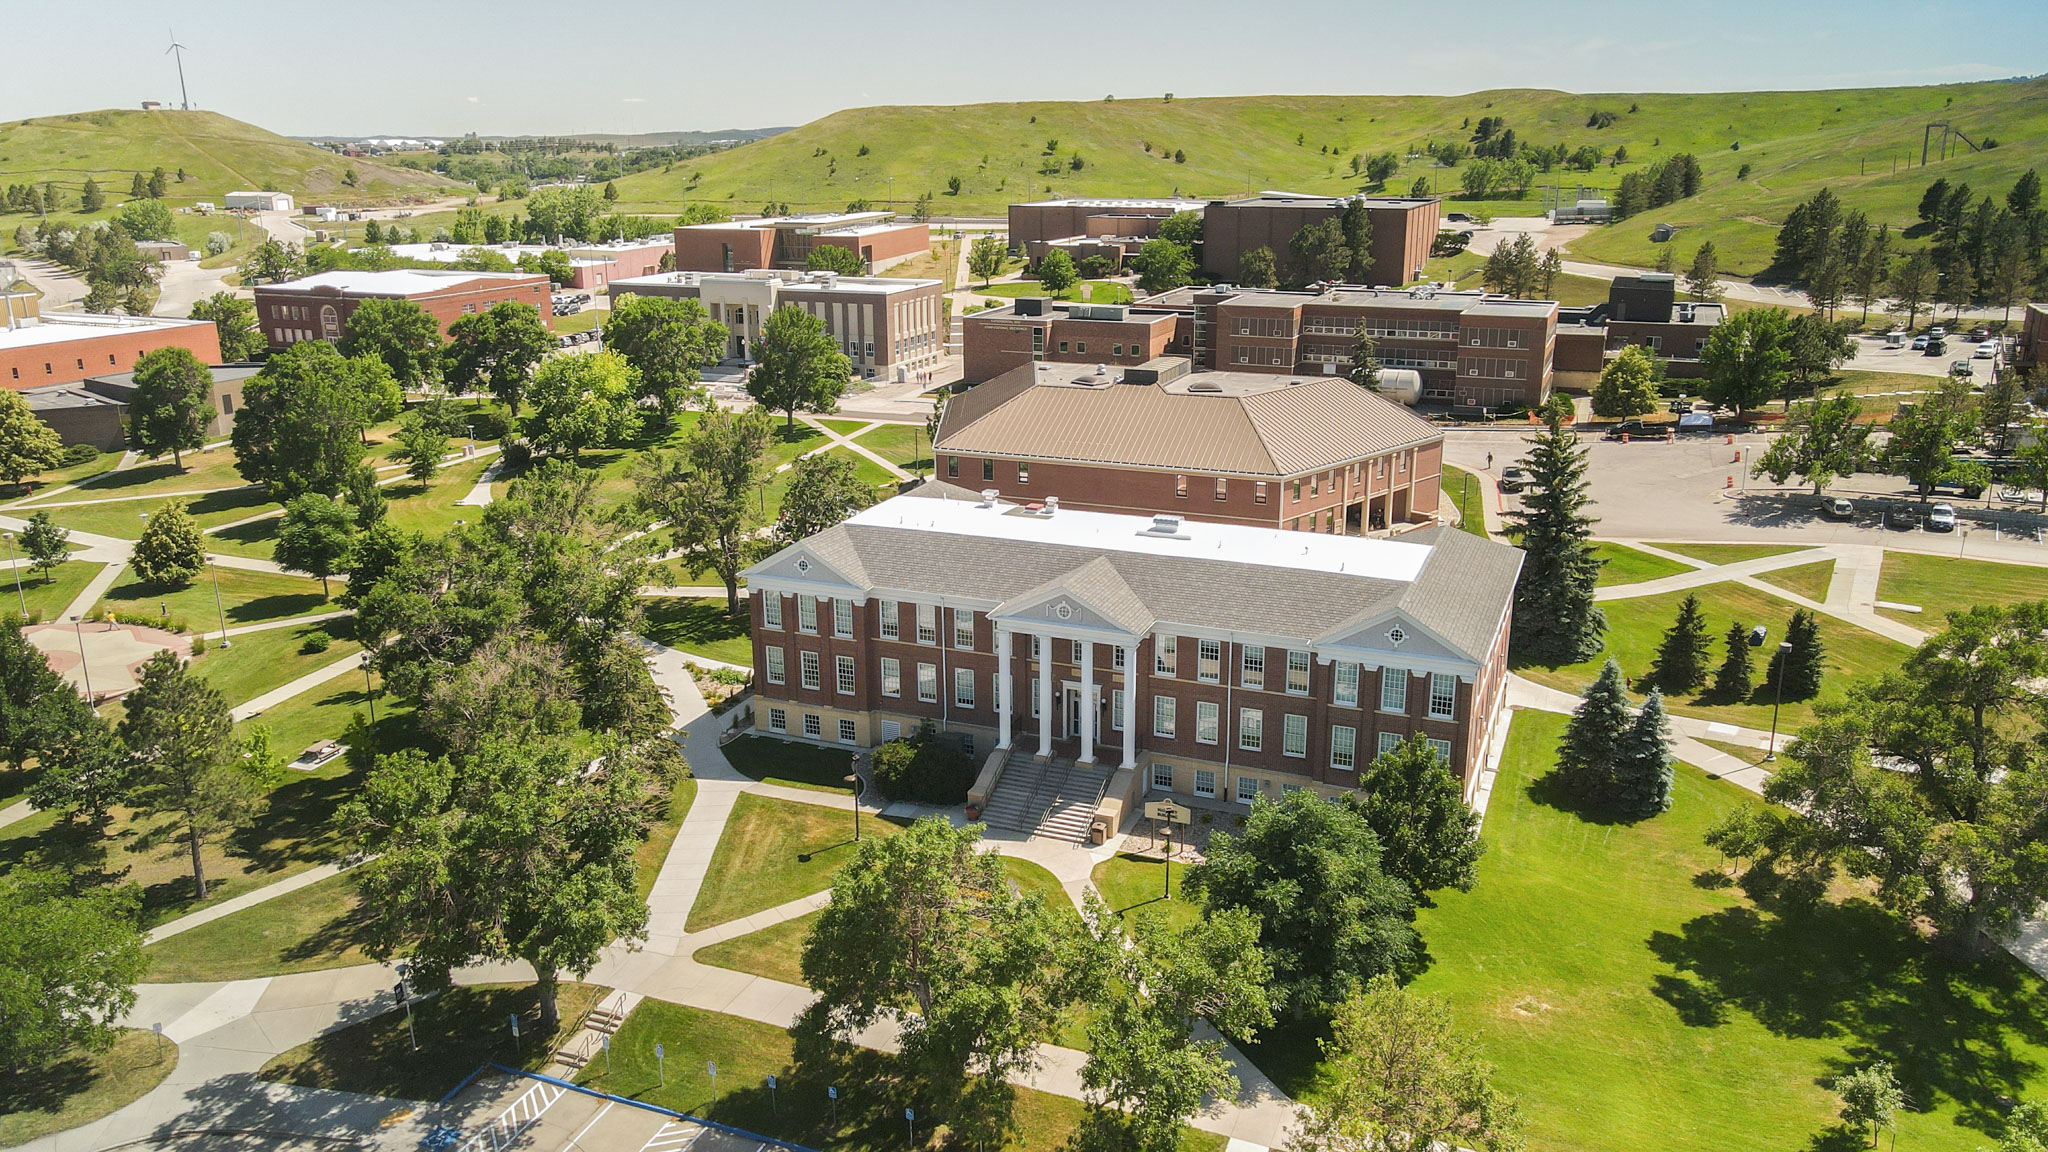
869 724 974 805
300 630 333 654
204 231 233 257
464 410 510 440
499 439 532 470
60 442 101 465
190 634 207 655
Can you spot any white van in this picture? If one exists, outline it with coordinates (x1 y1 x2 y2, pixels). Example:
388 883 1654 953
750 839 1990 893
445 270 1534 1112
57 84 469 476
1884 330 1907 348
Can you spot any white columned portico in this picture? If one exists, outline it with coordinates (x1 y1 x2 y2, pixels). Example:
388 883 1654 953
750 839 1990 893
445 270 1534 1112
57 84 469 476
1036 633 1053 759
1078 641 1096 764
1122 676 1138 769
996 629 1013 749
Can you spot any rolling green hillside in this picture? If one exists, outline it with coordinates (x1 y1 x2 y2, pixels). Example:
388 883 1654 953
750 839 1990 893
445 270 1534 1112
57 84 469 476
0 109 461 206
613 78 2048 277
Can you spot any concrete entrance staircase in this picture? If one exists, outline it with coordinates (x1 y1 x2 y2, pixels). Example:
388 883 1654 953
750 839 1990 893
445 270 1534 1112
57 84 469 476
981 752 1115 844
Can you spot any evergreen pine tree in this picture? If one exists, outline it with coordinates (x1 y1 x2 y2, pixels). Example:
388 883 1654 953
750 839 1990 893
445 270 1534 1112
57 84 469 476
1508 404 1606 663
1556 658 1631 797
1715 620 1754 700
80 176 103 213
1649 592 1712 693
1768 609 1826 700
1613 689 1674 816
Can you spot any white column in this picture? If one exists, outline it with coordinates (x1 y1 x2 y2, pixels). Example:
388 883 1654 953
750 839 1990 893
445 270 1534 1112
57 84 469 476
1078 641 1096 764
1037 633 1053 759
1123 678 1138 770
996 629 1013 750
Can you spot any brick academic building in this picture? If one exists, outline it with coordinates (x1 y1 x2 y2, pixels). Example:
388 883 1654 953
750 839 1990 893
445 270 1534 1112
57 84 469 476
1 311 222 390
252 269 552 351
1201 193 1442 287
673 212 930 276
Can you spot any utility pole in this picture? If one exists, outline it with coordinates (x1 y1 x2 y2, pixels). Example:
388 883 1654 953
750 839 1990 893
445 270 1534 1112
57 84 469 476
166 31 191 111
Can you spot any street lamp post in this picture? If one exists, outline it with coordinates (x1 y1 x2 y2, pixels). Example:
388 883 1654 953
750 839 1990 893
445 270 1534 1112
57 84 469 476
1765 640 1794 762
844 758 865 843
208 559 231 649
72 616 93 703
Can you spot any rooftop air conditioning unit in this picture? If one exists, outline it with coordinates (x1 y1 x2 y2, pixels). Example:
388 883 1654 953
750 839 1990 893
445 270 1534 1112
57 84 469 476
980 488 1000 507
1151 514 1183 534
1043 496 1059 516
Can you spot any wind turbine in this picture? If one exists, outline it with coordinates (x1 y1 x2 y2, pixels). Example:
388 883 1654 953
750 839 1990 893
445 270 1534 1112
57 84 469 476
166 31 191 110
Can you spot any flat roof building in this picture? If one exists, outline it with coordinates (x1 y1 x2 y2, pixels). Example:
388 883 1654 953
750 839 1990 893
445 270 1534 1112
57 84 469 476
2018 303 2048 374
29 364 260 451
1 312 223 391
373 239 673 291
1007 198 1205 267
961 298 1192 384
1552 273 1728 386
252 269 553 351
742 485 1521 835
1201 192 1442 288
225 191 294 212
611 268 945 381
673 212 930 276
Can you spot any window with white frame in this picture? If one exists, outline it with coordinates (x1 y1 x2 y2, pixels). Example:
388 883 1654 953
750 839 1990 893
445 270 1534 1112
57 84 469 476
1154 635 1177 676
1381 668 1409 713
1240 645 1265 689
954 608 974 649
763 595 784 629
917 663 939 703
1195 701 1219 744
1330 724 1357 769
803 713 822 737
1071 638 1086 664
797 596 818 634
1112 645 1126 671
1151 762 1174 791
1283 713 1307 757
769 707 787 732
1112 688 1125 730
1286 650 1311 695
765 647 786 685
801 651 821 690
1429 673 1457 720
954 667 975 708
1428 737 1454 762
836 654 856 695
833 599 854 637
1193 769 1216 797
1334 662 1360 708
1378 731 1404 756
839 718 858 744
1236 775 1259 803
1239 708 1263 751
1198 639 1221 683
881 657 901 697
917 604 937 644
1153 695 1177 738
880 600 899 639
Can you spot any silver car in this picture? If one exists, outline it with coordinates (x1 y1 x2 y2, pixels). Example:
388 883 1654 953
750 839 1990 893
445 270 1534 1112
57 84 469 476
1926 503 1957 532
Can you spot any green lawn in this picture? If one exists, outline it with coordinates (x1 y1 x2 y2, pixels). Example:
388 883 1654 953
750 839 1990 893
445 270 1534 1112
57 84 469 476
260 981 607 1102
141 869 374 983
1753 558 1837 603
188 621 361 708
1398 710 2048 1152
1088 853 1202 934
687 792 893 932
974 279 1133 304
0 1029 179 1147
1593 541 1693 587
0 559 104 622
1876 552 2048 624
820 418 874 437
22 447 251 501
1442 465 1487 538
15 449 121 495
721 734 856 793
641 596 753 664
638 776 698 900
1515 581 1909 730
377 455 495 538
234 664 384 754
37 484 276 542
850 422 935 475
94 565 333 630
1646 542 1816 565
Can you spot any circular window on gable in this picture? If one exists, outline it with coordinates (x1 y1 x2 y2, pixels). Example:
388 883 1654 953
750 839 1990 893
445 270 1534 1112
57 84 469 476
1387 626 1406 646
796 558 811 574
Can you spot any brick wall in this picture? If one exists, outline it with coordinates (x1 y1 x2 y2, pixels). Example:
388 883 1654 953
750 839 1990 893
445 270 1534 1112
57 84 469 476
2 323 222 390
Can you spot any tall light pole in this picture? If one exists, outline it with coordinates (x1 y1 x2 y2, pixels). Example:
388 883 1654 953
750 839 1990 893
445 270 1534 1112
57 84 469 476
208 558 231 649
72 616 94 703
843 760 865 843
1765 640 1793 762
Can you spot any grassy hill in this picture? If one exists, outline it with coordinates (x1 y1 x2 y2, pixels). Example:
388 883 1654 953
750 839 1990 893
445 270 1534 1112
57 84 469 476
0 109 461 206
611 78 2048 277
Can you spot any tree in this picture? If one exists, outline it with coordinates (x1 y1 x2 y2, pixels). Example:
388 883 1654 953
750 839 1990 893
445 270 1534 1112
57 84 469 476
524 351 641 460
131 500 204 586
1715 620 1753 699
1751 392 1871 495
1290 975 1523 1152
1036 248 1079 295
115 197 175 241
127 346 213 469
0 622 64 772
1996 1100 2048 1152
968 234 1008 286
635 406 773 609
394 409 449 484
1786 314 1853 394
1849 226 1892 321
275 494 355 596
1347 330 1381 390
1556 659 1633 797
1591 345 1660 417
347 734 659 1030
119 650 253 899
231 341 371 500
1880 374 1982 499
778 452 874 542
1158 210 1204 248
1700 307 1792 414
1537 248 1563 298
1239 245 1279 290
78 176 103 213
1348 735 1483 897
1287 219 1353 287
18 511 68 585
1981 363 2026 454
238 239 305 286
1685 241 1722 301
128 172 145 199
0 873 147 1073
0 390 64 490
444 300 552 417
602 293 727 418
1888 249 1937 329
1507 405 1606 663
1184 788 1419 1016
798 817 1077 1149
1481 234 1541 298
804 244 866 275
25 688 130 882
189 291 263 362
1613 689 1673 816
1131 238 1194 294
1765 608 1825 701
1338 197 1374 283
1831 1062 1903 1148
338 297 444 391
746 305 852 432
1649 593 1712 693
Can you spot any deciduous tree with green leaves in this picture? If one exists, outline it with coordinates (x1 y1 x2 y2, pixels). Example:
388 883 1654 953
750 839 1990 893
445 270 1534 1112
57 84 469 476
444 300 553 417
1346 735 1483 898
25 689 130 884
1591 344 1661 417
1132 238 1195 294
128 346 214 469
1035 248 1079 295
231 340 372 500
746 305 852 432
131 500 204 586
523 350 641 460
777 452 874 543
1751 392 1871 496
1701 307 1792 414
1507 404 1606 663
118 650 255 899
0 872 147 1073
1831 1062 1903 1147
238 238 305 286
189 291 264 362
1880 374 1984 500
18 511 69 585
602 293 727 418
0 389 65 491
1158 210 1204 248
1239 245 1279 290
275 493 356 596
338 297 445 391
967 234 1008 287
804 244 866 275
633 406 773 611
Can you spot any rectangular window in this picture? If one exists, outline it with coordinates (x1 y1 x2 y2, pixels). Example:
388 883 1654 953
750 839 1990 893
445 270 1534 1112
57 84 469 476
1286 650 1312 695
1214 477 1228 501
1112 645 1126 671
1031 633 1041 660
1175 475 1188 499
1429 673 1457 720
839 718 858 744
917 663 939 703
797 596 818 634
1236 774 1259 803
833 599 854 638
801 651 821 690
1076 341 1087 354
766 647 786 685
1112 688 1125 730
954 609 975 650
1378 731 1404 756
1058 340 1069 353
1240 646 1265 689
1428 737 1454 762
1381 668 1409 713
763 595 783 629
982 459 995 482
1197 639 1221 683
836 654 856 695
1334 662 1360 708
1238 708 1263 751
963 734 976 759
1112 343 1123 356
769 707 787 732
1017 462 1030 484
881 656 901 697
1283 714 1307 757
1154 635 1176 676
1153 695 1177 738
804 713 823 738
917 604 938 645
955 667 975 708
1195 701 1219 745
1293 479 1303 501
1151 762 1174 791
947 456 959 478
1255 481 1267 505
880 600 899 640
1331 725 1357 769
1194 769 1217 798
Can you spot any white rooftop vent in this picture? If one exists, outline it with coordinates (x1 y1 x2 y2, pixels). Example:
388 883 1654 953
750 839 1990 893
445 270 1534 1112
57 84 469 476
1043 496 1059 516
980 488 1000 507
1095 363 1108 377
1150 514 1183 534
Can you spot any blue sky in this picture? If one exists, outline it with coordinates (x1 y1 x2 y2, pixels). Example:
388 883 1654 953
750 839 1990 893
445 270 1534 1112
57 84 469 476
7 0 2042 136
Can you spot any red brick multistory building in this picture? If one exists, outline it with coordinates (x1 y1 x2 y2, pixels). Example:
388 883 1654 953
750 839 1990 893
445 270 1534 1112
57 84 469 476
1201 193 1442 287
742 485 1521 819
961 297 1193 383
2016 303 2048 374
935 358 1445 534
673 212 929 276
252 269 552 351
1006 198 1205 267
1 312 222 390
612 269 946 381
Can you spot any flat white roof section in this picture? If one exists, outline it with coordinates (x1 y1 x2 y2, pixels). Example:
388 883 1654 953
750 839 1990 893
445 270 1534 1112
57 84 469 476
0 313 214 352
260 269 542 295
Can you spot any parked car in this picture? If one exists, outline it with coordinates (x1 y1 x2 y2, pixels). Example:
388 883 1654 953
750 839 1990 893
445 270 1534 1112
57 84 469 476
1926 338 1948 356
1667 399 1692 414
1969 326 1992 341
1977 340 2000 359
1929 325 1947 339
1603 420 1651 439
1926 502 1958 532
1824 496 1855 520
1498 465 1528 492
1952 360 1975 379
1911 334 1931 350
1884 330 1907 348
